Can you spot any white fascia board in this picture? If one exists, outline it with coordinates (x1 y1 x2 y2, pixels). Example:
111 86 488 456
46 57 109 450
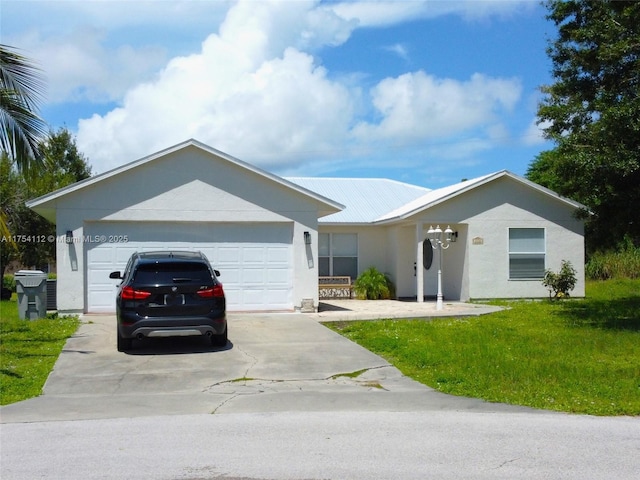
373 170 587 224
26 139 344 216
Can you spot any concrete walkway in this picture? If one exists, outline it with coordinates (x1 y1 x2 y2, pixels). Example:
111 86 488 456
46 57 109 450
311 298 503 321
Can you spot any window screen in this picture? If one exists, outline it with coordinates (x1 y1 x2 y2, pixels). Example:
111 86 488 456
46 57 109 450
318 233 358 279
509 228 545 279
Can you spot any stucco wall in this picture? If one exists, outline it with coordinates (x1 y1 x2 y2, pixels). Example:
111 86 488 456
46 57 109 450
318 175 586 302
415 177 585 299
386 224 466 301
50 146 323 312
318 224 389 274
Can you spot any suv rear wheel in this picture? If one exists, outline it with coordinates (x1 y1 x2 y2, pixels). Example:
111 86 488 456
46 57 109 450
211 326 228 347
117 332 132 352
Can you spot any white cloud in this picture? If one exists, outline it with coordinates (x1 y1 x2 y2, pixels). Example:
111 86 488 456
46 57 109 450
12 27 167 103
76 1 357 172
522 118 551 146
328 0 534 27
383 43 410 62
352 71 521 143
2 0 231 104
6 0 529 174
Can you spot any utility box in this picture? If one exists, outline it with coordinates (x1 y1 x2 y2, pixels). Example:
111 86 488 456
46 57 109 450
15 270 48 320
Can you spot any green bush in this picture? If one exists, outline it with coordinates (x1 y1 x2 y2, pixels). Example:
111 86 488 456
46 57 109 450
586 237 640 280
543 260 577 299
2 275 15 292
354 267 395 300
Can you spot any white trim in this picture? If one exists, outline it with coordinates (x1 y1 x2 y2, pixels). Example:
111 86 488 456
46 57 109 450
26 139 344 218
375 170 587 224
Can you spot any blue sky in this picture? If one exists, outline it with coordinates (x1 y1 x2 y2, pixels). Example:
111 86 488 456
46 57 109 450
2 0 556 188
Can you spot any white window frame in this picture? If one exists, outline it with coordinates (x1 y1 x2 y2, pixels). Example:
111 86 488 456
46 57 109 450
508 228 546 280
318 233 358 279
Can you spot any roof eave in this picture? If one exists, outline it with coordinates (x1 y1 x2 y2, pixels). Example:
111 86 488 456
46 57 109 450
372 170 588 224
26 139 345 215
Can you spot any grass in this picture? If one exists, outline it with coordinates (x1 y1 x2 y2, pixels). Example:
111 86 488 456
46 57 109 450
0 297 79 405
326 279 640 416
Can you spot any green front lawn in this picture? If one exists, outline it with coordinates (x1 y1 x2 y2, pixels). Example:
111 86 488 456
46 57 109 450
326 279 640 416
0 298 79 405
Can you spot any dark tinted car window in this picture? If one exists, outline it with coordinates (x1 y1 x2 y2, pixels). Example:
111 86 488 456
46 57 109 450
133 262 213 284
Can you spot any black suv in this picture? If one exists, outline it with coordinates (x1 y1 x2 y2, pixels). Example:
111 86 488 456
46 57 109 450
110 251 227 351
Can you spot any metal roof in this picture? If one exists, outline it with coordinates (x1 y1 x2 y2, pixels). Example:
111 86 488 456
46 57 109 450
375 170 587 223
285 177 431 224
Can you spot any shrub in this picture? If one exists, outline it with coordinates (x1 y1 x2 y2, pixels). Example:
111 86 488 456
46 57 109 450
2 275 15 292
543 260 577 299
354 267 395 300
586 237 640 280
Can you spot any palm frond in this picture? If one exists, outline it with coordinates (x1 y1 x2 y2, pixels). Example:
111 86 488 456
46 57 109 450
0 44 47 173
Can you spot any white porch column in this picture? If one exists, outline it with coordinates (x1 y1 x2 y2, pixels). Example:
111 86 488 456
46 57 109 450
416 222 424 303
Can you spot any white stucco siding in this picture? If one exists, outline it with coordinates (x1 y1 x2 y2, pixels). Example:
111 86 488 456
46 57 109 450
319 225 446 300
394 221 467 300
465 216 584 299
355 227 391 276
51 146 323 313
52 146 319 224
399 176 585 300
431 178 585 299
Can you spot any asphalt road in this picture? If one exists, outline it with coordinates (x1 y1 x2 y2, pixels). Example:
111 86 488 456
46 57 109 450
1 310 639 479
2 411 638 479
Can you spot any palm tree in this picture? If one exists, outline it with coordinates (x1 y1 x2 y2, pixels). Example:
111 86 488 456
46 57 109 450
1 44 47 264
0 44 47 174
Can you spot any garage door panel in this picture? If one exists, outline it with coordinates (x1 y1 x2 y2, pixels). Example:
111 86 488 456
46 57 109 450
243 247 265 263
223 288 243 310
216 246 241 265
267 247 290 263
86 222 293 312
88 247 114 265
218 267 240 284
116 246 139 263
268 268 290 284
242 267 266 284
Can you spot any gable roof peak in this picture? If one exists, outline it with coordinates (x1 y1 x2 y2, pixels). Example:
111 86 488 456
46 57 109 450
375 169 586 223
26 139 344 218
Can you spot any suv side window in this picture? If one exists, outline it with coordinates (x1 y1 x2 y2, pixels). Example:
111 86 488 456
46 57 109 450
120 255 137 282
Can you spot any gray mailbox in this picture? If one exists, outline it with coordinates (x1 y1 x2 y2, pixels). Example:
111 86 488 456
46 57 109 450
15 270 48 320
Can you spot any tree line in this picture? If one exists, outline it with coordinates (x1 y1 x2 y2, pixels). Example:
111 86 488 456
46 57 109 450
527 0 639 253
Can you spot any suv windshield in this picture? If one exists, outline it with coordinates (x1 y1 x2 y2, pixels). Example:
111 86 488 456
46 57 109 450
133 262 212 284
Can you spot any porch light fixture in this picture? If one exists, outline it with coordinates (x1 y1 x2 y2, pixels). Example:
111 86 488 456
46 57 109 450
427 225 453 311
304 231 311 245
66 230 73 242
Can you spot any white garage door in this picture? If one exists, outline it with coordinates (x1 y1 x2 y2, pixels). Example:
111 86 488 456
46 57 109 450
85 222 293 313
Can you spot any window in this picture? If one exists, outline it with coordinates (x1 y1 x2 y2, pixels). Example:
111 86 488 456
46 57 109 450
319 233 358 280
509 228 545 279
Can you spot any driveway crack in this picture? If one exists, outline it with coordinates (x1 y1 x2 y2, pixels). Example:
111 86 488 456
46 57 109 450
203 365 392 395
236 344 259 380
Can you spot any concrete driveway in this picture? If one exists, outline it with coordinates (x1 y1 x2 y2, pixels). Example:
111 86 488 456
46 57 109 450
0 302 527 423
3 303 639 480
